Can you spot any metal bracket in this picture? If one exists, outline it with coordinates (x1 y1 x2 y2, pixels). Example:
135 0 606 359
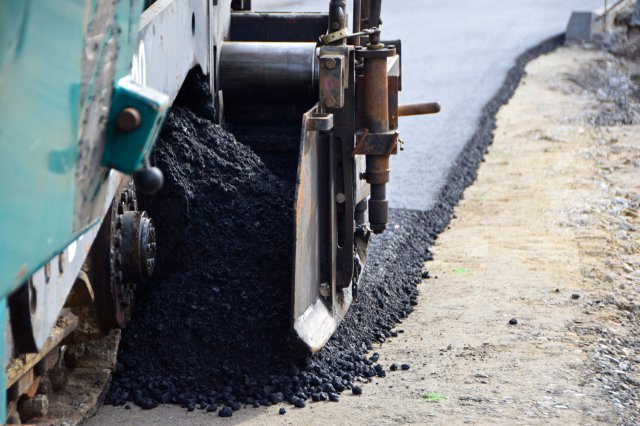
102 76 170 174
318 45 350 110
352 130 399 156
306 113 334 132
319 54 345 109
320 28 349 45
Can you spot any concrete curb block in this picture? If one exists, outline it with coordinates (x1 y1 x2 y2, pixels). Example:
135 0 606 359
567 0 635 41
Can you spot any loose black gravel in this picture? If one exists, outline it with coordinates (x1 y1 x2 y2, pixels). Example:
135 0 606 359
219 406 232 417
106 35 564 413
509 318 518 325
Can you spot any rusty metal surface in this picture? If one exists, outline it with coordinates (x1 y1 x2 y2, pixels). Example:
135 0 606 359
319 54 346 109
353 130 399 156
292 107 346 353
398 102 441 116
292 40 366 352
388 76 399 129
363 55 390 133
6 310 78 388
353 0 362 45
356 32 397 234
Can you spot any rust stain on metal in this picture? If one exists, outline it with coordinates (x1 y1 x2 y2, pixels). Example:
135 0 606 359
398 102 441 116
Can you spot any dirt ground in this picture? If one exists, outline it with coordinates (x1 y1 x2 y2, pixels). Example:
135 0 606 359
87 44 639 425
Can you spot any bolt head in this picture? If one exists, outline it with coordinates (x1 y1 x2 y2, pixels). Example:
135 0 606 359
116 107 141 132
323 58 337 70
325 96 337 108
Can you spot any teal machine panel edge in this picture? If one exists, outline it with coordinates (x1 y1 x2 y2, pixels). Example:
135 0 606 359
0 0 158 422
0 0 147 293
103 76 169 174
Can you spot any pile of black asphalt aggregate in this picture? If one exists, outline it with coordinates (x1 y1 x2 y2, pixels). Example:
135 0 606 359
106 36 564 415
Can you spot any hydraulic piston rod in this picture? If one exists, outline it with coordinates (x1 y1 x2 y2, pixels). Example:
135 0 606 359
357 29 397 234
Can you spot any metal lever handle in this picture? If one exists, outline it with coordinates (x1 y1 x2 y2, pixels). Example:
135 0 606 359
398 102 441 117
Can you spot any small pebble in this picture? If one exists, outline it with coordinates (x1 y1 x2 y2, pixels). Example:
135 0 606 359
509 318 518 325
329 393 340 402
292 397 306 408
218 406 233 418
401 364 410 371
369 352 380 362
322 383 335 393
421 271 430 279
124 404 131 410
279 407 286 415
390 363 398 371
571 293 581 300
352 385 363 395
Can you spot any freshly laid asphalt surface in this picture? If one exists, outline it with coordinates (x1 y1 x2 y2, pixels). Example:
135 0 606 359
259 0 602 210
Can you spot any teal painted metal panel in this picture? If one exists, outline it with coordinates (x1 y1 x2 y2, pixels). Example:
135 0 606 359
0 0 145 295
103 77 169 173
0 2 157 420
0 1 84 293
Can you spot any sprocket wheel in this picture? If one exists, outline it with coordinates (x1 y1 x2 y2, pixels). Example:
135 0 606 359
89 178 156 331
